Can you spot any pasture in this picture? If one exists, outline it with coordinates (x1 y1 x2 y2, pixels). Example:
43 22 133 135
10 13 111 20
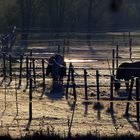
0 31 140 138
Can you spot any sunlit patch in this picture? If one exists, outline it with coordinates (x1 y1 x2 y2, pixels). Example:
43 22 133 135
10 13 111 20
64 59 98 63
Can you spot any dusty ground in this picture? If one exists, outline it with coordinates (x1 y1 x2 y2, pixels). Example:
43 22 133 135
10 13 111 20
0 42 140 138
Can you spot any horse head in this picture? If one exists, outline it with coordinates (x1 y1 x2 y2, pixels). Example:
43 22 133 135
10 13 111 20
46 54 66 78
46 56 54 76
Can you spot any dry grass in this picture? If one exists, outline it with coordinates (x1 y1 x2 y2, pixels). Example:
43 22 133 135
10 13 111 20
0 43 140 138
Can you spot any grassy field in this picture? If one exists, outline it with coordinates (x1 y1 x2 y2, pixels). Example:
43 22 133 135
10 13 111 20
0 34 140 139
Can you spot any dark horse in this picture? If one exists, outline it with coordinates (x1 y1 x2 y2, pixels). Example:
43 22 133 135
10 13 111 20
46 54 66 92
114 61 140 91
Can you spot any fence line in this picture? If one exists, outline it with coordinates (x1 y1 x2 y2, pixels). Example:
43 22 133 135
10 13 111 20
0 44 140 123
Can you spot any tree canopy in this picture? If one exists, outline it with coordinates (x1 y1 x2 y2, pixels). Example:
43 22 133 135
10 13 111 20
0 0 140 32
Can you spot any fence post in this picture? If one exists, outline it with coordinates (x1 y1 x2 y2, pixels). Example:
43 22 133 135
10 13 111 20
29 78 32 121
84 69 88 100
66 63 76 100
71 64 76 101
30 50 33 69
96 70 100 101
136 78 140 122
112 49 115 76
66 63 71 100
32 58 36 87
15 76 18 116
9 54 12 82
3 53 6 79
19 55 23 87
42 59 45 92
110 75 114 111
29 50 32 76
116 45 119 69
125 77 134 116
26 56 29 88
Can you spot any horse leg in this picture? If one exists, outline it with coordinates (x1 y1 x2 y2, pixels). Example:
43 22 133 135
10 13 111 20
52 76 58 92
125 81 129 92
46 64 52 76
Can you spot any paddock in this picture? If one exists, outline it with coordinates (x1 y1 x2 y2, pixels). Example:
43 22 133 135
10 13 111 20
0 31 140 137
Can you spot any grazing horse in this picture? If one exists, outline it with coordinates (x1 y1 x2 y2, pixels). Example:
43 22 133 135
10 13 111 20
114 61 140 91
46 54 66 92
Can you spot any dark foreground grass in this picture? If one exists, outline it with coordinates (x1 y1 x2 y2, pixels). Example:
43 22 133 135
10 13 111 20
0 132 140 140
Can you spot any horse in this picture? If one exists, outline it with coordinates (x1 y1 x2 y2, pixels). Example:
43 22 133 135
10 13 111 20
114 61 140 91
46 54 66 92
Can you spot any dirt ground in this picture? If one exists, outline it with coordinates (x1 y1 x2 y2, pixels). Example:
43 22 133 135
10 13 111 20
0 43 140 138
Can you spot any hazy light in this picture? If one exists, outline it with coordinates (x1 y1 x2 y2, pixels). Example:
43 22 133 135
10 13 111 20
65 59 98 63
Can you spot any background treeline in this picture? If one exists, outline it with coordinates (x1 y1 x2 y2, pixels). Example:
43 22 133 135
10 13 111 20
0 0 140 33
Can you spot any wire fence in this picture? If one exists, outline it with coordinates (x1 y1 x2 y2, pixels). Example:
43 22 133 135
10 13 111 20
0 29 140 135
